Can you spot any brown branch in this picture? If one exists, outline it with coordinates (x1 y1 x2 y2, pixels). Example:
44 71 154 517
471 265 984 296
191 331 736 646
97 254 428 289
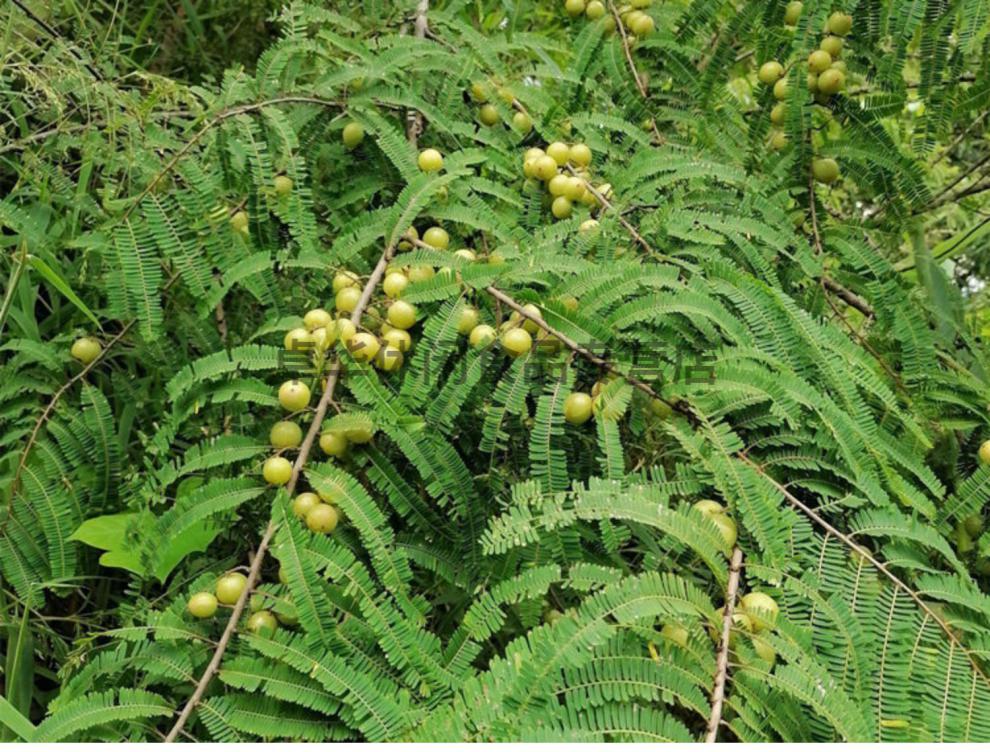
821 277 873 318
405 0 430 147
705 547 744 743
163 232 399 744
605 2 663 143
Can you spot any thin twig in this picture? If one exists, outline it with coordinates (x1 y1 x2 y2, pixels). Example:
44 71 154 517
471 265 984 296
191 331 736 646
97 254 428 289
705 547 743 743
406 0 430 147
163 236 399 744
9 0 104 81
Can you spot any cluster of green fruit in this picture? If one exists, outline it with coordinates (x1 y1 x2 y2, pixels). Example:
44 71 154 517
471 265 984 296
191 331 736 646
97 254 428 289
468 82 533 134
521 141 611 224
564 0 656 37
186 569 300 636
758 9 854 184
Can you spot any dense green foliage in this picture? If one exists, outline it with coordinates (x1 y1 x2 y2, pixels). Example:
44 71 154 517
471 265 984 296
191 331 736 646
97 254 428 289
2 0 990 742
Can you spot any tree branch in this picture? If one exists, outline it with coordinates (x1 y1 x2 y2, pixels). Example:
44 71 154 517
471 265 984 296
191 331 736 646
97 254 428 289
405 0 430 147
705 546 743 743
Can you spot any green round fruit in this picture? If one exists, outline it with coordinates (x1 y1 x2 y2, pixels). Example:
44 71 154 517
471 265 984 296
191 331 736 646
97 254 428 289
519 304 543 334
407 265 435 283
342 122 365 149
740 592 779 632
246 610 278 636
423 226 450 250
569 143 592 167
546 141 571 166
319 431 348 457
187 592 218 618
585 0 606 19
479 104 499 126
71 336 102 365
512 111 533 134
469 324 497 348
454 249 476 262
383 272 409 299
533 155 559 181
548 174 570 197
628 11 655 36
758 61 785 85
564 392 594 425
770 102 787 125
348 332 381 363
274 175 293 196
808 49 833 74
817 68 845 95
469 81 487 102
382 328 412 353
773 78 789 100
693 499 726 516
375 346 403 372
306 503 339 533
551 196 573 219
784 0 802 25
216 572 248 605
270 420 303 449
979 439 990 464
661 622 688 647
769 130 789 150
335 318 357 343
963 514 983 538
418 148 444 172
387 300 417 330
564 0 586 17
304 308 332 331
283 327 314 352
812 157 840 184
820 35 843 58
579 219 599 234
711 514 738 549
458 306 479 335
230 210 249 233
333 270 359 293
501 327 533 357
827 11 853 36
278 380 311 412
335 286 362 314
292 492 321 519
752 634 777 664
263 456 293 485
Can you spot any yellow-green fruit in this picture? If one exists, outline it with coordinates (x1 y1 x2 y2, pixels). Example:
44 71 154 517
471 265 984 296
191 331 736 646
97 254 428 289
469 324 497 348
383 272 409 299
628 11 655 36
524 147 546 162
278 380 311 412
711 514 738 549
387 300 417 330
335 286 362 314
545 608 564 625
398 226 418 250
304 308 332 331
552 196 573 219
512 111 533 134
564 0 586 17
546 141 571 166
311 325 337 352
335 318 357 344
216 572 248 605
187 592 218 618
820 35 843 58
71 336 102 364
454 249 477 262
306 503 339 534
585 0 606 19
812 157 840 184
693 499 726 516
501 327 533 357
274 175 293 195
773 78 789 100
808 49 832 74
283 327 314 352
533 155 559 181
740 592 780 632
319 431 348 458
564 392 594 425
382 328 412 353
579 219 600 234
230 211 249 233
519 304 543 334
710 607 754 645
375 346 404 372
348 332 380 363
964 514 983 537
345 418 375 444
769 130 789 150
270 420 303 449
752 634 777 664
470 81 487 102
457 306 479 335
247 610 278 636
560 294 579 312
569 143 592 167
979 439 990 464
631 0 653 7
292 492 321 519
479 104 499 126
758 61 785 85
595 182 614 202
807 72 819 91
561 177 583 202
770 103 787 125
423 226 450 250
342 121 365 149
418 148 444 172
817 68 845 95
263 456 293 485
548 174 570 197
827 11 853 36
333 270 359 292
407 265 435 283
661 622 689 647
784 0 802 25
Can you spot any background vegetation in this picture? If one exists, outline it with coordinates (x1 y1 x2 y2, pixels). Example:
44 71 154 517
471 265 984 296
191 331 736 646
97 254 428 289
1 0 989 742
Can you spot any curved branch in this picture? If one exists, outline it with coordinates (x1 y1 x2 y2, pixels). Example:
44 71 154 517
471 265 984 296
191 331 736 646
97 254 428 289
706 547 744 743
